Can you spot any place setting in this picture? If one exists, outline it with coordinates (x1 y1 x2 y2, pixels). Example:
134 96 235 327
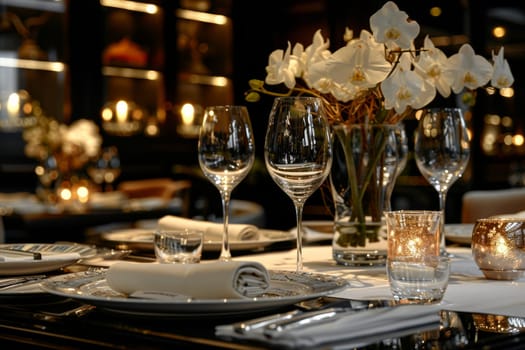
97 215 297 254
39 228 349 317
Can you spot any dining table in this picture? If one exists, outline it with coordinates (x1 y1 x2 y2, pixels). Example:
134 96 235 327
1 226 525 349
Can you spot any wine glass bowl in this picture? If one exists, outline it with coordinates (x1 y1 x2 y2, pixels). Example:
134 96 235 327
264 96 332 271
198 105 255 261
414 108 470 255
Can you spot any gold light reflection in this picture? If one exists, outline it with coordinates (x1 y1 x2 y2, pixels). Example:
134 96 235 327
513 134 524 147
500 87 514 98
493 26 507 39
176 8 229 25
0 57 64 72
429 7 442 17
101 0 158 14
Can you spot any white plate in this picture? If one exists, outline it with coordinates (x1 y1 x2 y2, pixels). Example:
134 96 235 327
445 224 474 245
0 243 97 276
40 269 349 317
101 228 295 252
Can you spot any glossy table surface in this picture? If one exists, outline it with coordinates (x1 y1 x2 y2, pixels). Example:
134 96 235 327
1 241 525 349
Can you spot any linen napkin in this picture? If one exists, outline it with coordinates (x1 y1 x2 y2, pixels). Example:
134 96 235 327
216 304 441 349
158 215 259 241
106 260 270 299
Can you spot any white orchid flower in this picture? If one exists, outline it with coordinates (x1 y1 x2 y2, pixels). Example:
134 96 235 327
414 36 452 98
326 30 391 90
382 55 435 114
369 1 419 50
265 42 296 89
302 30 331 87
444 44 493 93
491 47 514 89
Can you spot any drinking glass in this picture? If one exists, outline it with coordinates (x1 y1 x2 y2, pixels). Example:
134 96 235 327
414 108 470 256
264 96 332 271
88 146 121 192
198 105 255 261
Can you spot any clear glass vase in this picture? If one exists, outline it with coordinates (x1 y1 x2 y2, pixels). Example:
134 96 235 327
330 123 402 266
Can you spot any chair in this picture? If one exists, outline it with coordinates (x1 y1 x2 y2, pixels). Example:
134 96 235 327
461 187 525 223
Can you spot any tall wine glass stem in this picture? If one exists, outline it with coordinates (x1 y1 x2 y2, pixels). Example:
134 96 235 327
294 201 305 272
220 190 232 261
438 190 448 256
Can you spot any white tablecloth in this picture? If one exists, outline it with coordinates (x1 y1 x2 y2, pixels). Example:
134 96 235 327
232 246 525 317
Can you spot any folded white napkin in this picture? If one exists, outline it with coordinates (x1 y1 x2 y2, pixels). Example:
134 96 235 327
106 260 270 299
0 252 81 263
158 215 259 241
216 304 441 349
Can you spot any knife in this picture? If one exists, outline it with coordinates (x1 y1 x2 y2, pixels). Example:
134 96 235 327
0 248 42 260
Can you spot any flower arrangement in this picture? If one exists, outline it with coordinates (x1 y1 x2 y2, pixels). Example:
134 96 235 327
246 1 515 250
23 116 103 174
245 1 514 125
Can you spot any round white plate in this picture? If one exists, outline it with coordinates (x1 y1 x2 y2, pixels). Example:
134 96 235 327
445 224 474 245
101 228 295 252
40 269 349 317
0 243 97 276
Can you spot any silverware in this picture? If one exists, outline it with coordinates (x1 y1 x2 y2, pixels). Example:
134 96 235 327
262 307 350 337
0 247 42 260
233 310 302 334
0 275 47 291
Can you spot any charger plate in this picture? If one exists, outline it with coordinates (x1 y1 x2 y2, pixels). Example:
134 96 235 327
0 243 97 276
40 269 349 317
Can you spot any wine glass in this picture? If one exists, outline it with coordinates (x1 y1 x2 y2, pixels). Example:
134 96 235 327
88 146 121 192
198 105 255 261
414 108 470 256
264 96 332 271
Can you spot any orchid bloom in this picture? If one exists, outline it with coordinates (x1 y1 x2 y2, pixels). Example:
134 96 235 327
444 44 493 93
491 47 514 89
382 55 435 114
414 35 452 98
326 30 391 93
369 1 419 50
265 42 296 89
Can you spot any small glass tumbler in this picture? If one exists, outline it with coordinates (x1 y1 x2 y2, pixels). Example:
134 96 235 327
387 255 450 304
154 229 204 264
385 210 448 304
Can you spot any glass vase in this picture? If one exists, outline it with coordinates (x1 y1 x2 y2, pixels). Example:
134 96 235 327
330 123 402 266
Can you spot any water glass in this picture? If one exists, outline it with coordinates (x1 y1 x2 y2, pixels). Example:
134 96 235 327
385 210 449 304
387 255 450 304
154 230 204 264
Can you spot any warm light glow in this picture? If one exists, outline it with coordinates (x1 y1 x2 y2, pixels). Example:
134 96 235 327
101 107 113 121
513 134 524 146
0 57 65 72
176 8 228 25
181 103 195 125
6 93 20 118
500 87 514 98
101 0 158 14
76 185 90 203
59 188 72 201
115 100 129 123
492 26 506 39
494 235 511 256
429 7 442 17
502 116 513 128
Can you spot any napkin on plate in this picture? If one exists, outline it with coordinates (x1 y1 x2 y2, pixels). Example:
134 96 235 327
106 260 270 299
0 251 81 262
216 304 441 349
158 215 259 241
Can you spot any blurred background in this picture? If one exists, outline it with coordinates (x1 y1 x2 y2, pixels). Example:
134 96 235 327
0 0 523 233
